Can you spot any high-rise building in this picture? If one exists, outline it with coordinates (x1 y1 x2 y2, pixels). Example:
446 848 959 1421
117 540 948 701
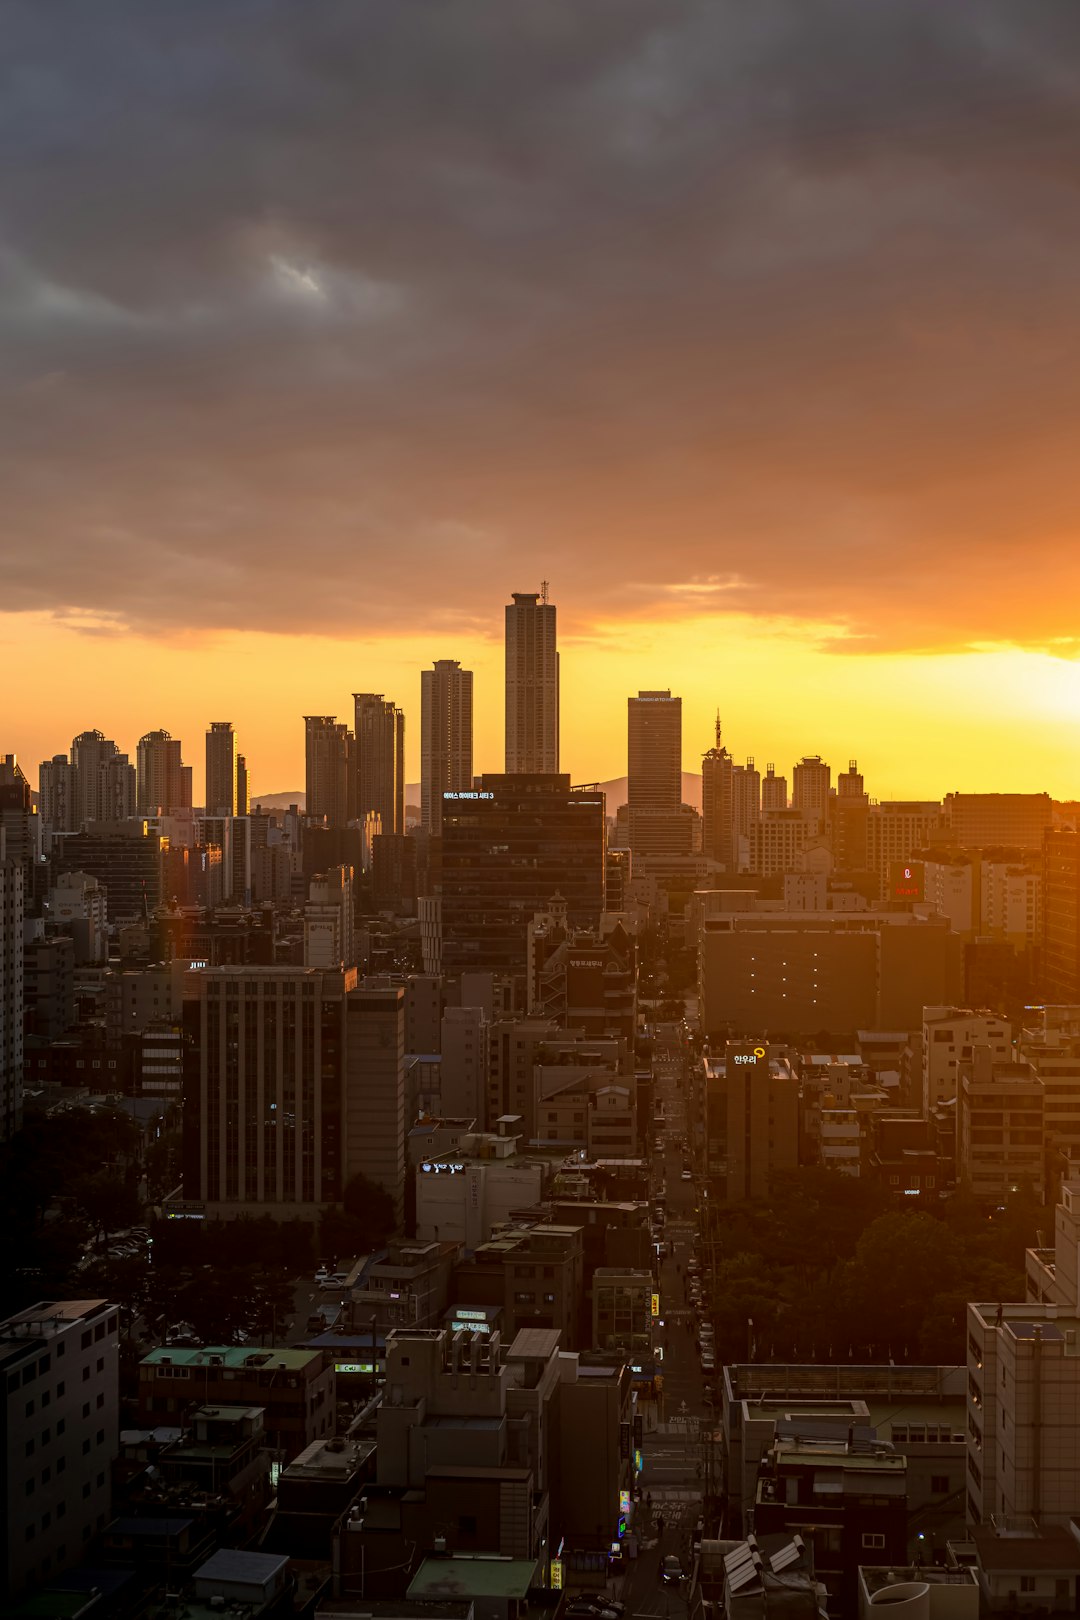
354 693 405 838
421 660 474 835
304 716 356 828
0 832 23 1140
136 728 190 815
0 1299 120 1603
761 763 787 811
441 774 606 989
791 754 832 832
701 714 735 869
66 730 137 829
627 690 689 860
183 966 353 1214
55 821 164 923
236 753 250 815
703 1042 800 1201
304 865 355 970
205 720 237 816
0 756 41 909
945 792 1054 851
505 589 559 774
38 754 77 834
345 984 406 1221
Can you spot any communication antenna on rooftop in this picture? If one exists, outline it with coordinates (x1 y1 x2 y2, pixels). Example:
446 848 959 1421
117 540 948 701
540 579 549 603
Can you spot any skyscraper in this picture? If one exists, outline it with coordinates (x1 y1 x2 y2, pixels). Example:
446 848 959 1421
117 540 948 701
304 716 356 828
136 728 190 815
354 693 405 837
421 659 474 834
505 588 559 774
627 690 689 860
205 720 237 816
761 763 788 811
701 714 735 868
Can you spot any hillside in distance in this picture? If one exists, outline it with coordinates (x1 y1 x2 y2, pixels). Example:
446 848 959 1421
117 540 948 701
251 771 703 814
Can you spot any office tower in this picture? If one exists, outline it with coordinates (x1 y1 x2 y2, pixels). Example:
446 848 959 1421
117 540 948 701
441 774 606 989
205 720 237 816
354 693 405 837
304 716 356 828
371 833 418 913
56 821 165 923
791 754 831 831
236 753 249 815
183 966 351 1212
505 588 559 773
701 714 735 868
945 792 1054 851
0 833 23 1139
0 1300 120 1603
761 763 787 811
627 690 690 860
420 659 474 834
136 728 189 814
344 984 406 1220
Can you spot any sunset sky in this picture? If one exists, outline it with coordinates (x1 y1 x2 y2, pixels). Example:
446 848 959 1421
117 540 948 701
6 1 1080 800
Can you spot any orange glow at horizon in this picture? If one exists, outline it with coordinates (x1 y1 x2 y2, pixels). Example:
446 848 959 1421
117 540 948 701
6 609 1080 805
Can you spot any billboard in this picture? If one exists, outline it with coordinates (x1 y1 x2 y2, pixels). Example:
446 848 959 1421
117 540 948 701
890 860 924 902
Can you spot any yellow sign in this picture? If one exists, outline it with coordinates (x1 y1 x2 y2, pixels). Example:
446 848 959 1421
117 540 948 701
550 1561 563 1590
651 1292 660 1318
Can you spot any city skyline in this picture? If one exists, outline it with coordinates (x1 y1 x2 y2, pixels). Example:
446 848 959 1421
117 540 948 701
6 5 1080 797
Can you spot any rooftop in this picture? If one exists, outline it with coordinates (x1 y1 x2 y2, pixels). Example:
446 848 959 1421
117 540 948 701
972 1524 1080 1573
408 1556 539 1601
142 1344 319 1370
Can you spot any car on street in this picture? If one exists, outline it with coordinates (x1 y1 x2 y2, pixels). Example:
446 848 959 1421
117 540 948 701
681 1168 692 1180
660 1556 685 1585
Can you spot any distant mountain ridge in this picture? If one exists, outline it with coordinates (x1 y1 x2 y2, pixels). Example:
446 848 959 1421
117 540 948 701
252 771 703 815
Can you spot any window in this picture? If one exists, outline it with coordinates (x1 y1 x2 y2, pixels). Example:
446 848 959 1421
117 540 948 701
57 1502 66 1519
931 1475 949 1494
96 1429 105 1445
25 1440 34 1458
96 1358 104 1373
82 1439 90 1455
82 1484 91 1499
57 1420 65 1436
1020 1577 1036 1594
81 1331 91 1350
82 1403 90 1418
56 1382 64 1397
862 1534 885 1550
82 1367 90 1383
57 1458 65 1475
25 1480 34 1497
96 1393 104 1409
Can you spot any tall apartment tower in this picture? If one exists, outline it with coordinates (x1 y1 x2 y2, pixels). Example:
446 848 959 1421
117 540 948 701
761 763 787 811
627 690 688 860
1043 829 1080 1003
421 660 474 835
205 720 237 816
38 755 77 834
136 728 190 815
236 753 250 815
505 589 559 774
354 694 405 837
65 730 136 829
0 833 23 1140
304 716 356 829
701 714 735 868
792 754 832 832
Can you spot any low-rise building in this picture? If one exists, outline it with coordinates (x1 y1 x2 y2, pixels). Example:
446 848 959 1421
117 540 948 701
957 1048 1044 1204
137 1345 334 1462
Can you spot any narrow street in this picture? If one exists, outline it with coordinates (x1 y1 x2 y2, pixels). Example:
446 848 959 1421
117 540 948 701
623 1021 705 1617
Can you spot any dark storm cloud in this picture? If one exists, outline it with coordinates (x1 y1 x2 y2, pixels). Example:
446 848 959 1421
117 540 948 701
5 0 1080 650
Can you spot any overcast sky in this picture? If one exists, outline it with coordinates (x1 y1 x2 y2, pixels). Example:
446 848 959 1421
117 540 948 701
6 2 1080 792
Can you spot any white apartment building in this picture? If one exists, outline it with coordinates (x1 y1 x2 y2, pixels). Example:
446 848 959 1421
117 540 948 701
968 1184 1080 1529
922 1007 1012 1113
1 1300 120 1602
982 861 1041 949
